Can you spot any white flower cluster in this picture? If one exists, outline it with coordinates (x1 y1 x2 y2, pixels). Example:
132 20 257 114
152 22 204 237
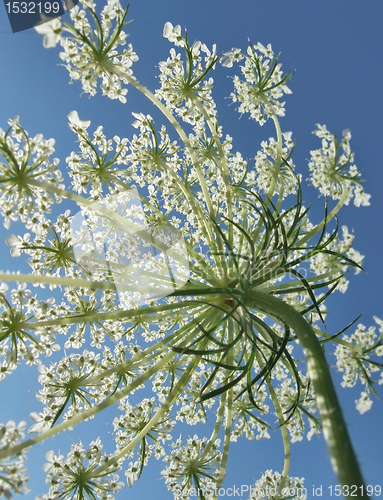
156 23 218 128
175 363 218 425
222 43 292 125
113 397 174 460
66 111 130 197
37 438 124 500
35 0 138 101
275 377 320 443
249 470 306 500
0 421 29 498
334 317 383 414
161 435 221 500
309 225 364 294
128 115 181 183
251 132 297 196
308 124 371 205
0 117 63 229
0 284 60 374
230 388 270 441
35 350 108 424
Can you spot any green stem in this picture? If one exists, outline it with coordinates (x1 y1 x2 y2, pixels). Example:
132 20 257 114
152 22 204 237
268 379 290 499
192 99 233 250
0 272 131 292
27 299 201 330
250 112 283 244
214 320 234 496
108 66 224 260
245 290 368 500
297 188 348 247
0 348 178 461
199 392 227 462
314 328 361 351
89 348 204 477
253 340 290 499
267 113 284 203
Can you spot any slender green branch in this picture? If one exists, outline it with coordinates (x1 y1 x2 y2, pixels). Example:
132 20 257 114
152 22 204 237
199 392 227 463
267 113 284 203
192 99 234 250
0 272 118 291
297 188 349 247
251 111 283 244
0 348 178 461
268 378 290 499
253 340 290 500
108 65 224 259
89 348 204 477
214 320 234 496
314 328 361 351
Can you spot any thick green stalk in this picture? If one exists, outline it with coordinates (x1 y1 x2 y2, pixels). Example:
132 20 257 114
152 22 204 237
245 290 368 500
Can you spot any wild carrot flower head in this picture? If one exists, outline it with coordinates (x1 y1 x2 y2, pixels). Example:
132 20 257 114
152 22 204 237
0 4 378 500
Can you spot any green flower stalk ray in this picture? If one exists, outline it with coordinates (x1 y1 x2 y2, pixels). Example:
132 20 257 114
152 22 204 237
0 2 382 499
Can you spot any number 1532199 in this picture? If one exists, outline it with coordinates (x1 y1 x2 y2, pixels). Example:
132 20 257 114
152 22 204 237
328 485 381 496
5 2 61 14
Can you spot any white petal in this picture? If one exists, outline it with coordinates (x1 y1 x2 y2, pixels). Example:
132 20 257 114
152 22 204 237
5 234 20 246
68 110 91 129
163 22 174 39
30 412 43 422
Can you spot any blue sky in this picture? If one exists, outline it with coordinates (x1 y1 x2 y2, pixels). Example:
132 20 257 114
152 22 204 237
0 0 383 498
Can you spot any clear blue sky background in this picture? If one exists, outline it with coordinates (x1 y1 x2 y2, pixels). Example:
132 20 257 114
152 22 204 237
0 1 382 499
